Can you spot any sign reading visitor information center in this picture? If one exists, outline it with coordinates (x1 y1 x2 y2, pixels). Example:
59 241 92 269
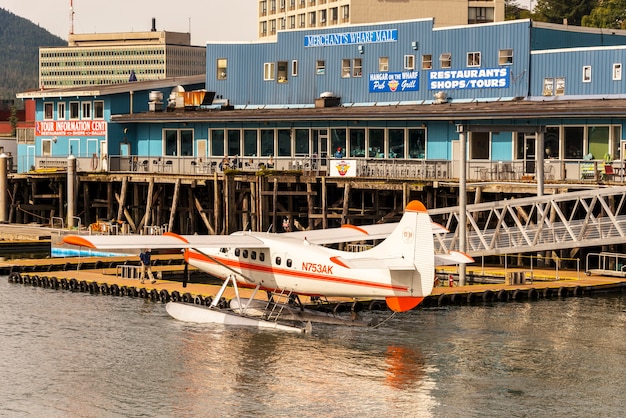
428 68 509 90
304 29 398 47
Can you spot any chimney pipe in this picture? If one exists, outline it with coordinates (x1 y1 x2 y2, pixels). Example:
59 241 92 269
151 18 156 32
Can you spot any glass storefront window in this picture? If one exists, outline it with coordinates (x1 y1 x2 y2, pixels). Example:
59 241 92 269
277 129 291 156
408 129 425 158
261 129 275 157
369 129 384 158
211 129 224 156
564 127 584 159
349 129 365 157
470 132 490 159
295 129 309 154
227 130 241 156
331 128 346 157
389 129 404 158
243 130 258 156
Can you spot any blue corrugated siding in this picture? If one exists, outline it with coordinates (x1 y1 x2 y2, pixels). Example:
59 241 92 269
206 19 532 106
531 47 626 97
532 27 626 51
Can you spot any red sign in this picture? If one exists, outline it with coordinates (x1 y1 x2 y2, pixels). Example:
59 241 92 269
36 120 107 136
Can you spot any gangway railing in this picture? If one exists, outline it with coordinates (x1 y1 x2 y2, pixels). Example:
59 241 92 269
429 186 626 257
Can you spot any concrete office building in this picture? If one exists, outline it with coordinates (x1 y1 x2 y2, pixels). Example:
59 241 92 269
39 24 206 88
258 0 505 39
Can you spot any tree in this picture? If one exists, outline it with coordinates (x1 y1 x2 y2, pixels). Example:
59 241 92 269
582 0 626 29
533 0 598 25
9 106 17 137
505 0 532 20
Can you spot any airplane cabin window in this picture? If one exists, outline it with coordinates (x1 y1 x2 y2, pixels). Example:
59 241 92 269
251 251 257 260
260 252 265 262
242 249 249 258
235 248 241 256
287 259 292 267
275 256 281 265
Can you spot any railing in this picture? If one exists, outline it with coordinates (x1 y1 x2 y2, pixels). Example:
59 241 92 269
20 154 626 183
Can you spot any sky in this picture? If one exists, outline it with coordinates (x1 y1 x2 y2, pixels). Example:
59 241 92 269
0 0 259 45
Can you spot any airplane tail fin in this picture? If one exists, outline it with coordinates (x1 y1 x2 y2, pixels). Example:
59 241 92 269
363 200 435 311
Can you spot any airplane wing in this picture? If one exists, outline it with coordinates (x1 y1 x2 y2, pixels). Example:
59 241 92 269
63 232 266 250
434 251 475 266
283 221 448 245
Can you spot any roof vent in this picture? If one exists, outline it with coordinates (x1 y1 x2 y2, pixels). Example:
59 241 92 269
316 92 341 108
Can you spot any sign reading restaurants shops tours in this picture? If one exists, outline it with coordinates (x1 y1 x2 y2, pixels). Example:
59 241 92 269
429 68 509 90
36 120 107 136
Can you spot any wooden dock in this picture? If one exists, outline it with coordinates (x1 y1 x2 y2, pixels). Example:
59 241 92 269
3 255 626 312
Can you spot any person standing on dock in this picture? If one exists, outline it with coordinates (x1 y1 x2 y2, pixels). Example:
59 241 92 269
139 249 156 284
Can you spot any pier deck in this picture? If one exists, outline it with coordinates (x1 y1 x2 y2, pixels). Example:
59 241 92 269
2 255 626 310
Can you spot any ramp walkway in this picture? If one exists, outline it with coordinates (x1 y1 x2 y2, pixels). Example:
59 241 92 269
429 186 626 257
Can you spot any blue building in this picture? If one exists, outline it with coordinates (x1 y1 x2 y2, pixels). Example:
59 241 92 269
16 19 626 182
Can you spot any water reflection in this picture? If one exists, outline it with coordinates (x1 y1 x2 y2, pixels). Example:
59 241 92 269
2 277 626 416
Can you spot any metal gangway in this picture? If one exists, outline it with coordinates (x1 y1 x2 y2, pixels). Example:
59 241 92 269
428 186 626 257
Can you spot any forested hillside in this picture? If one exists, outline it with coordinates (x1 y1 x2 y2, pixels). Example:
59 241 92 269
0 8 65 105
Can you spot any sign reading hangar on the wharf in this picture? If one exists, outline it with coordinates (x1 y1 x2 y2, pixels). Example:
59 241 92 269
369 72 419 93
304 29 398 47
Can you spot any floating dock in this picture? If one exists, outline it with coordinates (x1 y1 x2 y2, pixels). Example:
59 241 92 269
2 255 626 311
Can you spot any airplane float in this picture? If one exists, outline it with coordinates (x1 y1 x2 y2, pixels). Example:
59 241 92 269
63 200 473 333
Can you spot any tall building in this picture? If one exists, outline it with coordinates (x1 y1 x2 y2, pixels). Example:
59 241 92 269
258 0 505 39
39 27 206 88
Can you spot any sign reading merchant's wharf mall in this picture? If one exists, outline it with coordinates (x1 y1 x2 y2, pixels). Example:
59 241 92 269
304 29 398 47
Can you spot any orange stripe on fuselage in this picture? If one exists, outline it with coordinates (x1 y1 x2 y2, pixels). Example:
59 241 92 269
186 250 408 292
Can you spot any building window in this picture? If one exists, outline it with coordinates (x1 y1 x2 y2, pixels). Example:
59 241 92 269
468 7 493 24
289 15 296 29
164 129 194 157
57 102 66 120
299 13 305 27
379 57 389 72
316 60 325 75
613 63 622 81
264 62 275 80
270 19 276 34
353 58 362 77
467 52 481 67
555 77 565 95
260 21 267 36
404 55 415 70
309 11 316 26
210 129 225 156
499 49 513 65
341 5 349 22
42 139 52 156
330 7 338 23
82 102 91 119
440 53 451 69
217 58 227 80
69 102 80 119
543 78 554 96
277 61 288 82
279 17 286 30
583 65 592 83
44 102 54 120
319 9 327 24
260 0 267 15
470 132 490 159
422 54 432 70
94 101 104 119
342 59 351 78
292 60 298 76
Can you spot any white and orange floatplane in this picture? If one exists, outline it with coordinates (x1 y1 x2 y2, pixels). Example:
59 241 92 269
63 200 473 333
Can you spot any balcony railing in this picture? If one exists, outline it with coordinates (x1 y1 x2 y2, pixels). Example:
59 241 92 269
19 155 626 183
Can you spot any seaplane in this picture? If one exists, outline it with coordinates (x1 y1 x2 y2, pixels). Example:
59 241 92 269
63 200 473 333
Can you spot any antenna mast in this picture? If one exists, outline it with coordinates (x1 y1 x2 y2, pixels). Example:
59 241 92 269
69 0 75 35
